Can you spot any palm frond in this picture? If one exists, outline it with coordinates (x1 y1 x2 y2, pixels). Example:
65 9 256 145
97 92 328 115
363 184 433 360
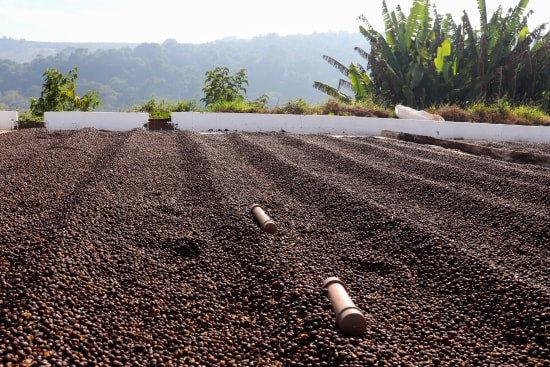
508 0 530 34
396 5 406 24
405 0 425 47
462 11 478 58
322 55 350 76
313 82 353 103
413 0 432 48
359 25 403 78
477 0 488 33
354 47 369 61
356 63 367 74
349 64 369 100
337 78 353 92
382 1 397 46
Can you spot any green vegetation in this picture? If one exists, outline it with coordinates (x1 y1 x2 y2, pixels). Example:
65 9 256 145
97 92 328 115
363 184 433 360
431 100 550 125
29 67 101 118
201 67 272 113
201 67 248 108
198 69 394 117
511 105 550 124
315 0 550 111
198 66 392 116
132 98 196 119
273 98 312 115
204 97 393 117
319 99 392 118
207 97 269 113
2 13 549 127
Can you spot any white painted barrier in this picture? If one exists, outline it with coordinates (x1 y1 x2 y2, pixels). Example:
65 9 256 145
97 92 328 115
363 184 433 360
45 112 148 131
0 111 18 130
172 112 550 143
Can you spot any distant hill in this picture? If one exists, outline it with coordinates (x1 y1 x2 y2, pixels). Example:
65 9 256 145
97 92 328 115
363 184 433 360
0 33 368 111
0 36 137 63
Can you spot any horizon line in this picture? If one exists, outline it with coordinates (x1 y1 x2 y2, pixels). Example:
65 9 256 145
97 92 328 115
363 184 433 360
1 30 362 46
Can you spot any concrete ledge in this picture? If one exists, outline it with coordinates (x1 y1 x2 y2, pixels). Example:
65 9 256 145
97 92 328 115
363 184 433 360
45 112 149 131
0 111 18 130
382 130 550 168
171 112 550 143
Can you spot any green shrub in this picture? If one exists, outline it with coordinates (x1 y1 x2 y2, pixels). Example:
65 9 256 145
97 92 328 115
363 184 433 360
201 67 248 107
30 67 101 117
133 98 197 118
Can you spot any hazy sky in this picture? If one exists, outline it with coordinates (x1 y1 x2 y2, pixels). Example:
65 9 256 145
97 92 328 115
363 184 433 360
0 0 548 43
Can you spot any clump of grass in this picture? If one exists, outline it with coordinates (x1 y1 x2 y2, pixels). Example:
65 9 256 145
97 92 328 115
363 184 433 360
322 99 392 117
271 98 320 115
430 105 474 122
511 105 550 125
208 99 264 113
429 101 550 125
465 100 550 125
466 101 512 123
208 94 269 113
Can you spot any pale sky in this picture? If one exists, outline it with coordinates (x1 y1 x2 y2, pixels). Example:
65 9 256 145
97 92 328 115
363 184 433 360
0 0 548 43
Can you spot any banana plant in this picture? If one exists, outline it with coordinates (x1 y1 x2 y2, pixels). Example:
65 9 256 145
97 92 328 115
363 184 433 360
314 0 549 109
453 0 549 102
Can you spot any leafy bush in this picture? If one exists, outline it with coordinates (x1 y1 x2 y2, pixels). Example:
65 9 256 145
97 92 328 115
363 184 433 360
201 67 248 107
30 67 101 117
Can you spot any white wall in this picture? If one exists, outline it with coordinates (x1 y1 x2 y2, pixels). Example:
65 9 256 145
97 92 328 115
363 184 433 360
0 111 18 130
45 112 148 131
172 112 550 143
